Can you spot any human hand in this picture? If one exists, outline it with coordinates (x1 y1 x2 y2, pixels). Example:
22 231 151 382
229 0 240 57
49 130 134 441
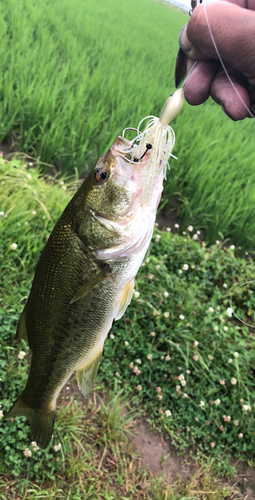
175 0 255 120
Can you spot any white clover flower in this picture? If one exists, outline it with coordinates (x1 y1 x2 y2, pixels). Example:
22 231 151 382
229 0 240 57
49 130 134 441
60 180 65 186
183 264 189 271
182 393 188 399
191 264 195 269
216 240 220 245
193 234 198 240
208 355 213 360
136 385 142 391
234 420 239 426
165 410 171 417
156 387 162 393
223 283 228 288
217 306 221 311
228 358 233 364
193 355 198 361
187 225 193 232
196 230 201 235
163 291 169 298
238 433 243 439
28 162 33 166
214 399 221 406
193 341 199 348
230 245 235 250
223 326 228 332
174 223 179 228
165 355 171 361
23 448 32 457
226 307 233 317
225 416 231 422
150 331 156 337
156 265 160 270
176 385 181 391
0 211 4 216
54 443 61 451
219 379 225 385
26 173 32 180
178 269 183 274
136 359 142 364
18 351 26 360
213 326 218 332
186 369 191 374
160 356 164 360
110 334 115 339
199 401 205 408
155 234 161 240
134 291 140 298
182 231 186 235
158 394 163 400
243 404 251 412
62 185 67 190
148 274 153 279
180 379 186 387
231 377 237 385
115 372 120 377
179 314 185 320
31 441 39 451
166 227 171 232
178 374 184 381
145 257 150 263
147 354 152 360
210 442 215 448
32 210 37 215
208 307 214 313
124 341 129 346
0 410 3 419
234 352 239 358
164 312 169 318
129 362 133 368
10 243 17 250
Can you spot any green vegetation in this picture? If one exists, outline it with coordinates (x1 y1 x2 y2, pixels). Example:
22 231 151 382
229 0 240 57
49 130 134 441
0 159 254 497
0 0 255 247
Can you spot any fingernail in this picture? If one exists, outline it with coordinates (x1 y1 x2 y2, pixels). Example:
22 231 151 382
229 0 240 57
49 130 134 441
221 104 236 122
179 25 192 54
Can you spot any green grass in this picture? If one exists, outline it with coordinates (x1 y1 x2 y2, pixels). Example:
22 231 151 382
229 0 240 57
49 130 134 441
1 0 255 248
0 158 254 499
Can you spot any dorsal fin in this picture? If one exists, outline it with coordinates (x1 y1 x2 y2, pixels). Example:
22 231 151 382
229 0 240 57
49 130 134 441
15 303 28 342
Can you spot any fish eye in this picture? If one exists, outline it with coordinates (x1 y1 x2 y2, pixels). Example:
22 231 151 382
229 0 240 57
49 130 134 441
95 168 109 184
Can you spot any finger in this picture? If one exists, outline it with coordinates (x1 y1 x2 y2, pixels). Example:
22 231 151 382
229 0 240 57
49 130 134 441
186 3 255 81
184 59 219 105
223 0 255 10
210 73 251 120
179 25 209 60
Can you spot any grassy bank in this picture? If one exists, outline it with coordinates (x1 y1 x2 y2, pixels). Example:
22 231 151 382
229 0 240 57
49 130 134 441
0 159 254 498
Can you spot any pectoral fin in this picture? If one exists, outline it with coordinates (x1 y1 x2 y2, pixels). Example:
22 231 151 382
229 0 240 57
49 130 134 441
76 348 102 397
71 266 112 304
114 278 134 321
15 303 28 342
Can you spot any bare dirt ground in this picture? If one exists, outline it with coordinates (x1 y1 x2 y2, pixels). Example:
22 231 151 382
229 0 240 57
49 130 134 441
60 377 255 499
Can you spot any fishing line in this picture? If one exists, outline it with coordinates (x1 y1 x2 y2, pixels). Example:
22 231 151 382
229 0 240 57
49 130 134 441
203 1 255 120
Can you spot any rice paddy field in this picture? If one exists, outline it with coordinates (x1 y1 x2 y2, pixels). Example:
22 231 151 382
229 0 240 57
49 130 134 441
0 0 255 248
1 0 255 498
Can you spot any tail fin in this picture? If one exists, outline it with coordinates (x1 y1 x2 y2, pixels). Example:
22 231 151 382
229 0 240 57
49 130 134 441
5 393 55 449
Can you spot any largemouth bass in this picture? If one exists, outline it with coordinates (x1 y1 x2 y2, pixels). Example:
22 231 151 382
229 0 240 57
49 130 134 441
6 89 183 448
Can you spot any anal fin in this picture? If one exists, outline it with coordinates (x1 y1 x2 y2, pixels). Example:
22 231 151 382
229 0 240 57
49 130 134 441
114 278 134 321
76 348 102 397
